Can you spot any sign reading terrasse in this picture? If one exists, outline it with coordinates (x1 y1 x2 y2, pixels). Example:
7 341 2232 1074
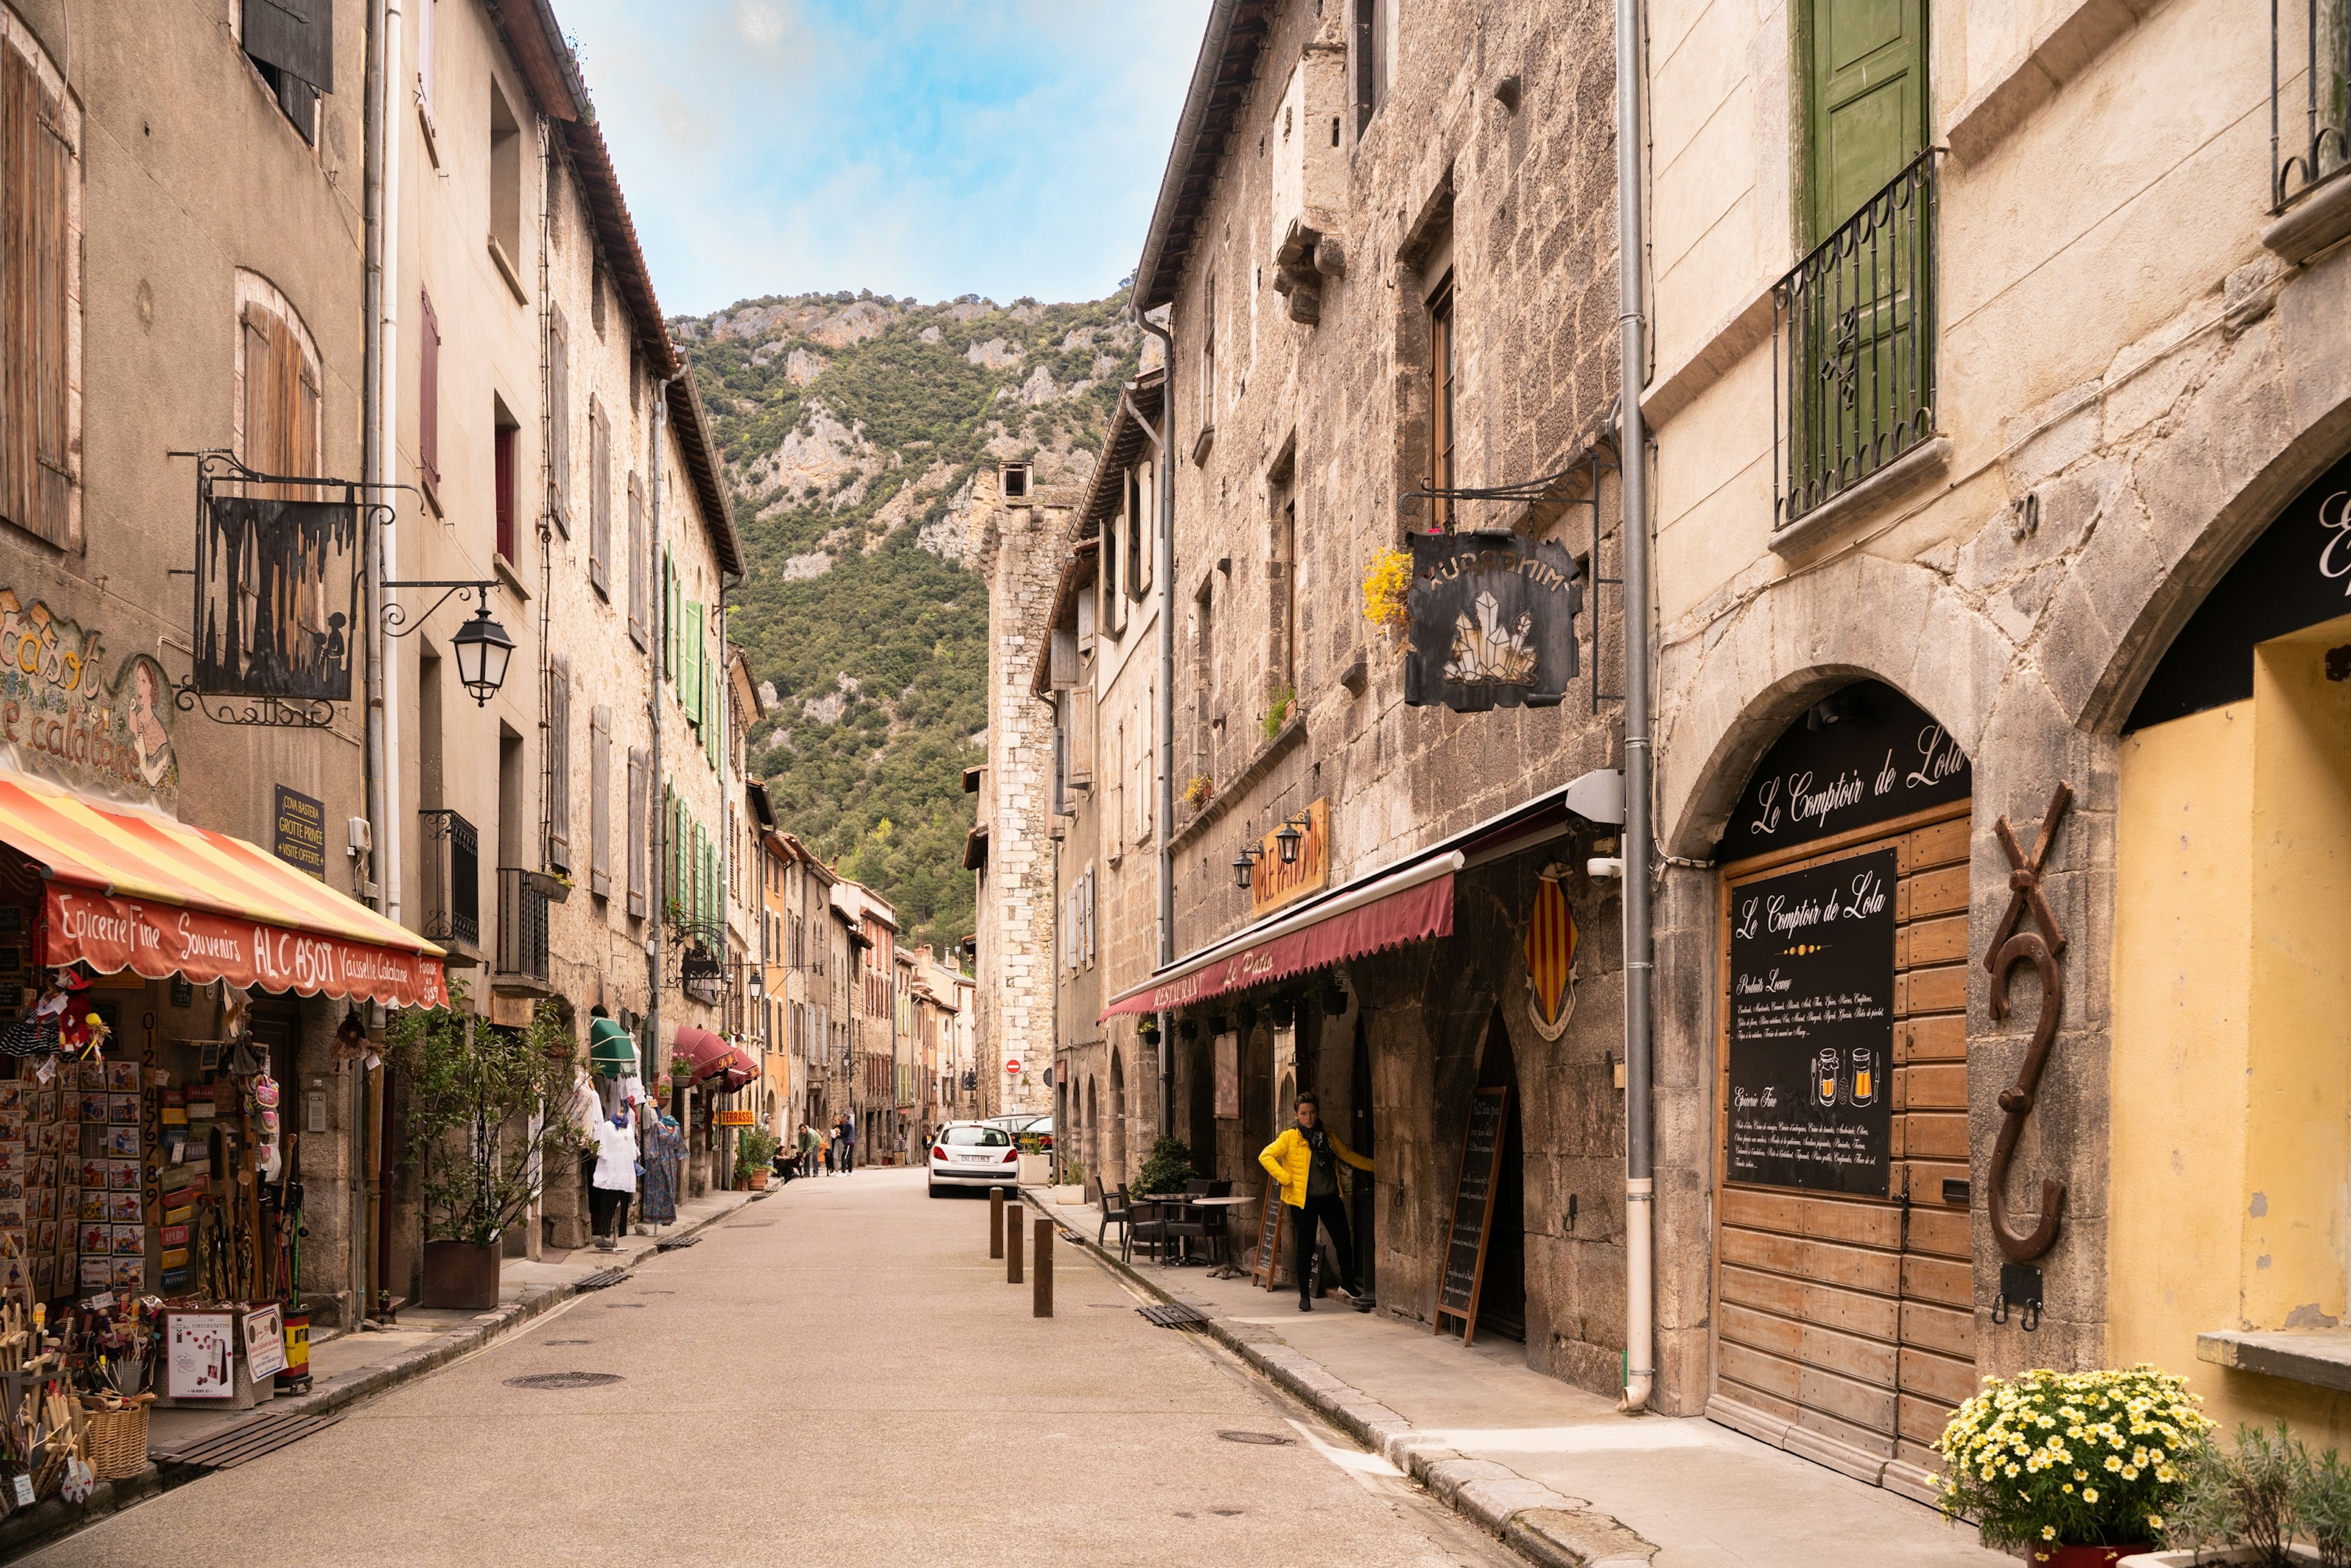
1404 534 1583 711
1717 680 1969 860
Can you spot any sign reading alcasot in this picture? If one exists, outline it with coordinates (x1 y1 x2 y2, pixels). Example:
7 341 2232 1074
0 592 178 800
1404 534 1583 711
44 885 448 1010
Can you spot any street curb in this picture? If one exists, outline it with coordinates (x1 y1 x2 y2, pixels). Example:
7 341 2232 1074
0 1187 769 1564
1022 1191 1659 1568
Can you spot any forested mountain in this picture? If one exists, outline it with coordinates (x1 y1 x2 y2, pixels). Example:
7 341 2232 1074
675 288 1142 955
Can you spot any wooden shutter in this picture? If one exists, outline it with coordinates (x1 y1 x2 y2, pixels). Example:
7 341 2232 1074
663 550 678 677
626 745 647 917
244 0 336 91
1807 0 1927 240
589 704 611 898
1068 686 1095 788
588 400 610 595
242 306 320 497
626 475 646 646
545 652 572 873
684 602 703 728
418 288 440 491
548 305 570 535
2 36 73 550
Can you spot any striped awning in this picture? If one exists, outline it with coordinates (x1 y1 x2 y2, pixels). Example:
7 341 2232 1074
0 769 448 1009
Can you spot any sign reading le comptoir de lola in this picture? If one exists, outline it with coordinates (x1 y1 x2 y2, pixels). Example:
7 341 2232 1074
1717 681 1969 860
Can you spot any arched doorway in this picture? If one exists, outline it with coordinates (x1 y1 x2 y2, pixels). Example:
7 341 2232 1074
1084 1075 1098 1190
1108 1049 1128 1181
1473 1009 1526 1342
1709 678 1974 1482
1349 1013 1374 1291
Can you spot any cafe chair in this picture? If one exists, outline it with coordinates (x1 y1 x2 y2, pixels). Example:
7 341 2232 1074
1100 1182 1135 1256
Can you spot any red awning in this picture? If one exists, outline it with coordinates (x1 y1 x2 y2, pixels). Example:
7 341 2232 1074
673 1025 755 1090
1101 854 1458 1019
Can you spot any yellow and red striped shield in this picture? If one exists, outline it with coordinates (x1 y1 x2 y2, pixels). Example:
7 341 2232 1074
1523 871 1578 1031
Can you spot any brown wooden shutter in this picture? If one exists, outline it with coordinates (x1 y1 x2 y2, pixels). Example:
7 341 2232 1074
2 36 73 550
626 745 647 917
589 400 610 596
242 309 280 478
626 473 646 646
589 703 611 898
547 304 569 535
1068 686 1095 788
244 0 336 91
545 651 572 873
418 288 440 491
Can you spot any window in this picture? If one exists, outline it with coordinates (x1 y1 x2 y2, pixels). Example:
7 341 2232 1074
588 399 610 596
626 746 647 917
1269 454 1297 690
1000 460 1030 500
244 0 334 141
544 652 571 873
1353 0 1384 135
628 474 647 646
1199 275 1217 430
238 293 321 490
1429 274 1457 527
589 705 611 898
0 23 73 550
1133 707 1153 841
547 306 570 535
489 81 523 279
411 289 440 504
591 253 607 339
493 401 519 562
1125 465 1149 601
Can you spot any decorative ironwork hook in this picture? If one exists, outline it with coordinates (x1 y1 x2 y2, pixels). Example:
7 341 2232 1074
381 580 494 638
1982 782 2074 1262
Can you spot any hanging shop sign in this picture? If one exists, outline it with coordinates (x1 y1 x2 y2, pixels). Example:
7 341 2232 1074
1248 798 1329 918
271 784 327 880
1717 680 1969 861
680 943 722 1005
1403 533 1582 711
717 1108 756 1127
1724 848 1896 1196
0 591 178 800
43 885 449 1009
191 491 359 705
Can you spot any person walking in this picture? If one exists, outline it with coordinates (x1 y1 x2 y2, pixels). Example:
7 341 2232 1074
835 1111 857 1174
1258 1093 1374 1313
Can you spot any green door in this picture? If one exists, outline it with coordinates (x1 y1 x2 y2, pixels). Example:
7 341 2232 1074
1809 0 1928 242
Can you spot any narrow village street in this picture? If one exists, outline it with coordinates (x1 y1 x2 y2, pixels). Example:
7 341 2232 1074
24 1174 1517 1568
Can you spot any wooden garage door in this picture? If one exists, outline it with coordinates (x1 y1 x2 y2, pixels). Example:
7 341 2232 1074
1712 806 1974 1486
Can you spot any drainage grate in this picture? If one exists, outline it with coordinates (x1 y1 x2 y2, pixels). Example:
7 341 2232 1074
545 1339 593 1346
152 1413 342 1471
1216 1430 1292 1446
576 1269 628 1292
1138 1302 1210 1329
654 1235 701 1251
504 1372 624 1390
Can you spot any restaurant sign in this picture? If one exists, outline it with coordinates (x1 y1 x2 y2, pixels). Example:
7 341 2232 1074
1404 534 1582 711
43 883 448 1010
1248 797 1330 918
0 591 178 801
1717 680 1970 861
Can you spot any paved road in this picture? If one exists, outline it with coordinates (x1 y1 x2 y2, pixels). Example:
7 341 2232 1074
34 1169 1516 1567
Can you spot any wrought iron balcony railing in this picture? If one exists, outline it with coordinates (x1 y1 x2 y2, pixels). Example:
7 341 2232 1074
1774 149 1940 528
418 809 480 951
2274 0 2351 210
495 866 550 988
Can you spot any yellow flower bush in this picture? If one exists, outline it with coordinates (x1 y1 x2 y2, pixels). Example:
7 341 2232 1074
1935 1365 2212 1559
1361 547 1414 635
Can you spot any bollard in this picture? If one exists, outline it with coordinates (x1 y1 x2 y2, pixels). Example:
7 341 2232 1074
1033 1218 1053 1318
1007 1209 1024 1284
989 1187 1005 1259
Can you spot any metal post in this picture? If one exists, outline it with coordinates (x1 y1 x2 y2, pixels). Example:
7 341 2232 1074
1007 1208 1025 1285
989 1186 1005 1259
1033 1218 1052 1317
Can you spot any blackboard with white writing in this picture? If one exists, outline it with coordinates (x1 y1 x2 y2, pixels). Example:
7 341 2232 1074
1436 1087 1510 1342
1718 681 1970 860
1726 849 1897 1196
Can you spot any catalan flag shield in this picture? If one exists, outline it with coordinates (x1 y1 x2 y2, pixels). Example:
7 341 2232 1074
1523 870 1578 1035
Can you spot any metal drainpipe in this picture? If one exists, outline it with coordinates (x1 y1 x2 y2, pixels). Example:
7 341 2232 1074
1136 313 1176 1140
1614 0 1659 1415
648 368 684 1108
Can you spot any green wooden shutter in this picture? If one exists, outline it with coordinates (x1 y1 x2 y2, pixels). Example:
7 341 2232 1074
1806 0 1927 241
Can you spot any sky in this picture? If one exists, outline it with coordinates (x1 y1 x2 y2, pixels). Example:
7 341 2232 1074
561 1 1210 318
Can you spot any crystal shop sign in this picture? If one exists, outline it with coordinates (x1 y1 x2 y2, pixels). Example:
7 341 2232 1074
1403 534 1583 711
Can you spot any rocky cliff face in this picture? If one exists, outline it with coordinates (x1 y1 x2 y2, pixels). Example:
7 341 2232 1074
676 287 1139 950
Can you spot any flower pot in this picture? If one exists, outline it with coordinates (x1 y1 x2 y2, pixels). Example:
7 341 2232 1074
748 1169 770 1190
421 1239 501 1310
2117 1549 2323 1566
2038 1549 2151 1568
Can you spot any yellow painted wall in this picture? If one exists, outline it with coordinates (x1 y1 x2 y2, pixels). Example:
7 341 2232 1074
2110 617 2351 1446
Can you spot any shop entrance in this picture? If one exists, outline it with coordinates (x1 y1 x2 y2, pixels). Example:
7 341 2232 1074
1709 682 1976 1487
1349 1016 1374 1291
1471 1009 1526 1342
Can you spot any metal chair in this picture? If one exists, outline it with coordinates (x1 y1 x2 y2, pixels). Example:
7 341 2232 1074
1100 1181 1135 1257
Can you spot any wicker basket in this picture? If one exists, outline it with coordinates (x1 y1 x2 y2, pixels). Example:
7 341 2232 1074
81 1397 149 1481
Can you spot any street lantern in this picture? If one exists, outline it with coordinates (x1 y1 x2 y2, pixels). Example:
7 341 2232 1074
1231 843 1258 890
451 605 516 705
1275 814 1306 865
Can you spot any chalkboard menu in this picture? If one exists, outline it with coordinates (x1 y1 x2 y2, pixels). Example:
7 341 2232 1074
1434 1087 1509 1345
1725 849 1896 1196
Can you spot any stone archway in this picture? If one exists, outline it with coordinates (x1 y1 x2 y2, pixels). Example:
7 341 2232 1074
1109 1049 1128 1181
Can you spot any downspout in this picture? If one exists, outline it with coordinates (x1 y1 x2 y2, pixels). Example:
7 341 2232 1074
1614 0 1657 1414
648 368 684 1110
1136 314 1176 1140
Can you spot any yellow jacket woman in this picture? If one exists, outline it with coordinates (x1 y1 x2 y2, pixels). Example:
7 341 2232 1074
1258 1123 1373 1209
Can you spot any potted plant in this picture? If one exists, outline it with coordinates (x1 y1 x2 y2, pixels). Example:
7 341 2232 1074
1936 1365 2213 1567
386 985 585 1310
1054 1159 1087 1206
1138 1017 1161 1046
525 868 572 904
732 1128 780 1190
2118 1420 2351 1565
1135 1136 1194 1198
1360 547 1412 638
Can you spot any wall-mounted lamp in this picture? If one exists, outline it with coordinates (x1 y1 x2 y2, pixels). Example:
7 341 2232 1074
1232 842 1261 890
383 580 515 706
1275 812 1309 865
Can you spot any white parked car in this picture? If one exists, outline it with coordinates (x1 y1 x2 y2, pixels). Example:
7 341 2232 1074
928 1121 1021 1198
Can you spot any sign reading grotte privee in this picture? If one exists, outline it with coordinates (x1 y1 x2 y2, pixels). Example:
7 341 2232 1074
1717 680 1968 860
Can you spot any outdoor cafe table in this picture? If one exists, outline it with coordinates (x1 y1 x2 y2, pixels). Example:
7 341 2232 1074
1136 1193 1258 1270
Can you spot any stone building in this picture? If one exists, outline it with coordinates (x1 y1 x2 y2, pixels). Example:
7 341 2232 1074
756 826 838 1141
1635 0 2351 1495
1033 0 1635 1390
